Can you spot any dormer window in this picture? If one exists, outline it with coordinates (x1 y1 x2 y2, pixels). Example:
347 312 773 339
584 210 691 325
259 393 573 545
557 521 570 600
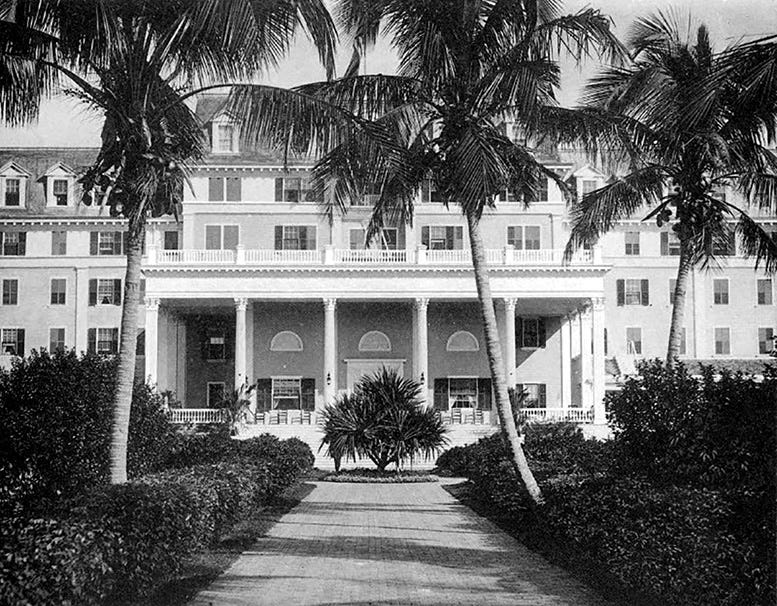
42 162 76 207
0 161 30 208
53 179 69 205
5 179 20 206
211 119 239 154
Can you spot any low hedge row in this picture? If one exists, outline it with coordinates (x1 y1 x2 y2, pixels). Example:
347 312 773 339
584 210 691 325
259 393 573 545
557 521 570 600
0 437 314 605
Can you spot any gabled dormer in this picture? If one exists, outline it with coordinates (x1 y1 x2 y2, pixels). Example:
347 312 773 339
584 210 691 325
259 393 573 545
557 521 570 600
0 161 31 209
41 162 77 208
571 165 606 201
210 111 240 155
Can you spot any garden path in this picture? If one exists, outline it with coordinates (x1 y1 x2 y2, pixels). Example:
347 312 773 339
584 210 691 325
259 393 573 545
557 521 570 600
189 479 614 606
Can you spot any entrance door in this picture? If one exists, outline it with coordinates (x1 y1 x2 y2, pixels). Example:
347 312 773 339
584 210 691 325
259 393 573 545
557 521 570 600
345 359 405 391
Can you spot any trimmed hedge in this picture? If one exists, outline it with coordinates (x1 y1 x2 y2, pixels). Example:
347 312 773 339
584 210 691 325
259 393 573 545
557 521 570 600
0 437 314 605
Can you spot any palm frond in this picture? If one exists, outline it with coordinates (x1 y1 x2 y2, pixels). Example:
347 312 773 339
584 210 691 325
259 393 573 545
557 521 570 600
735 212 777 273
532 8 627 65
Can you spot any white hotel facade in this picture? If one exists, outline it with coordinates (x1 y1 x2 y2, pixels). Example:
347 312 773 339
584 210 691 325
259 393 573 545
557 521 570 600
1 97 775 438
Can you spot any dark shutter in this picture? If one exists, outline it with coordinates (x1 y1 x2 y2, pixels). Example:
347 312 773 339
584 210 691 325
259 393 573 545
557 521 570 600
274 226 283 250
18 232 26 256
209 177 223 201
421 226 430 248
136 329 146 356
516 317 523 348
433 378 448 411
274 178 283 202
88 279 97 306
640 279 650 306
660 232 669 256
200 330 209 360
17 329 24 356
539 384 547 408
477 378 492 410
113 279 122 305
445 227 454 250
305 227 316 250
538 318 546 348
90 232 98 255
119 232 127 255
301 378 316 411
256 378 272 412
421 180 430 202
453 227 463 249
110 328 119 354
616 279 625 306
226 177 241 201
87 328 96 353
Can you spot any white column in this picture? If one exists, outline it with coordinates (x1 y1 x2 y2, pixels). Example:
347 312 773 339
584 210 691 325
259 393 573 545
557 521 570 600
234 298 247 390
579 304 593 409
144 297 160 385
561 314 572 408
74 267 89 353
245 302 256 418
415 298 429 403
323 298 337 403
503 298 517 388
592 297 606 424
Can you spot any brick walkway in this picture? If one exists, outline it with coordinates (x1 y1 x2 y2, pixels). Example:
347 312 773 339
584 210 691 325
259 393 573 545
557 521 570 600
189 479 614 606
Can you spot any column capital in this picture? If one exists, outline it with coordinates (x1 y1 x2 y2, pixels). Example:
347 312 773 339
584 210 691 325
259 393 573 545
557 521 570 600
234 297 248 311
144 297 160 311
592 297 606 311
415 297 429 310
323 297 337 311
503 297 518 310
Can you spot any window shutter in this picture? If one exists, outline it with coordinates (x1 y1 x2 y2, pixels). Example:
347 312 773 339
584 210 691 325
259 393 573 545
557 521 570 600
256 379 273 412
274 226 283 250
224 226 239 249
18 232 26 255
87 328 96 353
477 378 492 410
274 178 284 202
445 227 454 250
539 384 547 408
301 378 316 411
305 226 316 251
433 378 448 411
538 318 546 348
113 279 122 305
226 177 241 202
90 232 98 255
119 232 127 255
640 279 650 306
110 328 119 354
616 279 625 306
421 180 430 202
421 226 430 248
453 226 463 249
88 279 97 306
17 328 24 356
516 317 523 348
209 177 224 201
660 232 669 256
205 225 221 250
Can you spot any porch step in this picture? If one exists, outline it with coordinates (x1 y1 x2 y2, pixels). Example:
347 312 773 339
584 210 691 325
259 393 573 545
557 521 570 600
236 423 499 470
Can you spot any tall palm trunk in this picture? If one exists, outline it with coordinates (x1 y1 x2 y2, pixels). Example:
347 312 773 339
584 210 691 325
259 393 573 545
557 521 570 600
109 218 145 484
466 211 543 506
666 240 693 366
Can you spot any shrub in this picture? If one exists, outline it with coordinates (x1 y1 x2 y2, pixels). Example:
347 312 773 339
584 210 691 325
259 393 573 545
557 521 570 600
320 367 448 470
0 349 175 513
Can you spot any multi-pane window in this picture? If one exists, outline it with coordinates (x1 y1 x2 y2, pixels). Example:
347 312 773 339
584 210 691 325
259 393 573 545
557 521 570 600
626 327 642 355
517 383 547 408
713 279 729 305
274 177 318 203
215 124 235 153
4 178 20 206
51 231 67 255
660 231 681 256
507 225 541 250
520 318 544 348
715 327 731 355
758 327 775 355
88 279 122 306
207 382 226 407
50 279 66 305
420 180 444 203
1 231 26 256
448 378 478 408
624 231 640 255
52 179 69 205
757 278 773 305
49 328 66 352
617 279 650 306
88 327 118 355
581 179 598 197
274 225 316 250
90 231 124 255
2 279 18 305
163 231 179 250
272 377 302 410
208 176 242 202
205 329 226 360
1 328 24 356
422 226 464 250
205 225 239 250
349 229 365 250
378 228 398 250
433 377 492 411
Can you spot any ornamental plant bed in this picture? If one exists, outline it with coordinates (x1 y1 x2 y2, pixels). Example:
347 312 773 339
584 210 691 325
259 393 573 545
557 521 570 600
323 468 438 483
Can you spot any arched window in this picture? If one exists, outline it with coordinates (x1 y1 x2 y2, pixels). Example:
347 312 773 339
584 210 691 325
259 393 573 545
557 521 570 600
358 330 391 352
270 330 303 352
446 330 479 352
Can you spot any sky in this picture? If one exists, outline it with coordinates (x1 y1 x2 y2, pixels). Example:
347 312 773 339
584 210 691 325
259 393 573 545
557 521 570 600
1 0 775 147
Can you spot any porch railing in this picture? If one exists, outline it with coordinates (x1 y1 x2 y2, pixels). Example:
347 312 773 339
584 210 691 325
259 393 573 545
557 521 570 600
334 249 409 264
168 408 226 424
245 249 321 264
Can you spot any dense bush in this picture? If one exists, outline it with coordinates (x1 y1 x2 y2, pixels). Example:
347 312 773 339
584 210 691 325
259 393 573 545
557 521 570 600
0 436 314 605
0 349 175 513
320 368 448 470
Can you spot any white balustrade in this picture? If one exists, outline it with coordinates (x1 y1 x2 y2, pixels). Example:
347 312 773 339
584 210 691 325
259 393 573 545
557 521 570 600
168 408 226 424
485 249 502 264
334 249 408 264
158 249 234 264
244 249 321 264
426 249 472 264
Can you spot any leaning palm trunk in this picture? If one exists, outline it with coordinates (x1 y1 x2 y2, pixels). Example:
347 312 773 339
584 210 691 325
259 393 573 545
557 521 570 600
466 211 543 506
666 240 694 366
109 220 145 483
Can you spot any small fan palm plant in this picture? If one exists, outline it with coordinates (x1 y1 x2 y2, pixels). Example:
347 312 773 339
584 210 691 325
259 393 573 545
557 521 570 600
320 367 448 472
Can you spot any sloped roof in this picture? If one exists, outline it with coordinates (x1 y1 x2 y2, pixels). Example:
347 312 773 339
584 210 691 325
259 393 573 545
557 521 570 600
194 94 229 124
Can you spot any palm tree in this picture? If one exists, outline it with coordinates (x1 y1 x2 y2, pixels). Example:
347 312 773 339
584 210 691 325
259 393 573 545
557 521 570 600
561 12 777 364
225 0 625 504
0 0 336 483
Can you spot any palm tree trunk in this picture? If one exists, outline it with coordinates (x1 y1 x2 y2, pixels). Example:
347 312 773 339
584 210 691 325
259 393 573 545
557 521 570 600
465 211 543 506
109 219 145 484
666 240 693 366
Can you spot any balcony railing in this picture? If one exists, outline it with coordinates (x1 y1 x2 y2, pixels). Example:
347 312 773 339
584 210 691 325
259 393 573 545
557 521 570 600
150 245 598 267
168 408 226 423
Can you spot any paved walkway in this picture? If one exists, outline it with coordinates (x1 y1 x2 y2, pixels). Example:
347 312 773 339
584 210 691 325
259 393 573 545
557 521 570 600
190 480 614 606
